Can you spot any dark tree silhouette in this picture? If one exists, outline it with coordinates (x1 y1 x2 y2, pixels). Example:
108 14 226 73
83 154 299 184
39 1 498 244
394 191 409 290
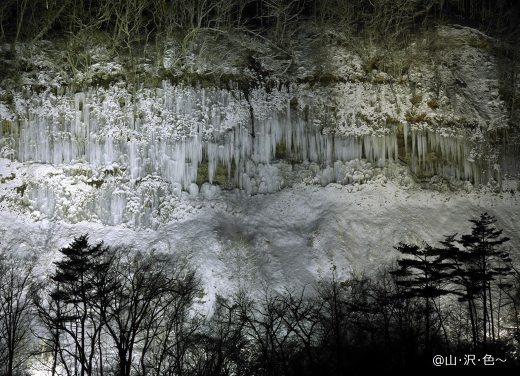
41 235 110 376
0 253 35 376
390 243 453 356
435 213 513 350
11 212 520 373
97 249 200 376
458 213 512 348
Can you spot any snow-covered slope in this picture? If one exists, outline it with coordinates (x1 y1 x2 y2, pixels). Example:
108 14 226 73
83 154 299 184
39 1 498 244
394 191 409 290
1 180 519 307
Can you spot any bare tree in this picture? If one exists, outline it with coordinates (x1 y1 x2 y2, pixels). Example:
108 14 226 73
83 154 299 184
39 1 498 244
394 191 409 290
97 249 200 376
0 253 36 376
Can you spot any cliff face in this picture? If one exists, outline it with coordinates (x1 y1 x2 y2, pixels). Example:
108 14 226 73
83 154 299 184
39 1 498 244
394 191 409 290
0 23 519 298
0 25 517 226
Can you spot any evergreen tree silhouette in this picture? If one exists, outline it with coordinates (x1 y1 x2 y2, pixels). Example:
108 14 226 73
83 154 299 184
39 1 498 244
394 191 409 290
391 243 453 356
458 213 512 348
437 213 513 350
50 234 110 376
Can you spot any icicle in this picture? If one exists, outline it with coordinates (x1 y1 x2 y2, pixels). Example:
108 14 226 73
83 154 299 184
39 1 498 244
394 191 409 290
12 84 501 227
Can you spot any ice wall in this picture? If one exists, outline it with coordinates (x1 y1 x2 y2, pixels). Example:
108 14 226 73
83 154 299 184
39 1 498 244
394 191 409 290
0 82 498 226
6 84 402 188
402 124 499 184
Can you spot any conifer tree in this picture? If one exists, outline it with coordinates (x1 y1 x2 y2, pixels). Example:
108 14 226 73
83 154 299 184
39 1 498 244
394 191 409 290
391 243 453 355
50 235 110 376
458 213 512 348
437 213 513 350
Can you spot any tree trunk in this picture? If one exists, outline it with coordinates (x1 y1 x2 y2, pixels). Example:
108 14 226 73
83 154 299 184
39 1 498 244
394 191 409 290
468 299 477 350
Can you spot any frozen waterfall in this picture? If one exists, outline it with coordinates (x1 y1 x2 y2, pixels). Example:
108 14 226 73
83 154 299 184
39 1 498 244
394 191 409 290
0 82 498 226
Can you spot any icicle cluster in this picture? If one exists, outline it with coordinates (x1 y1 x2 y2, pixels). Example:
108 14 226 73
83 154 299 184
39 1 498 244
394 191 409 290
0 82 498 226
6 83 402 191
402 124 500 184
